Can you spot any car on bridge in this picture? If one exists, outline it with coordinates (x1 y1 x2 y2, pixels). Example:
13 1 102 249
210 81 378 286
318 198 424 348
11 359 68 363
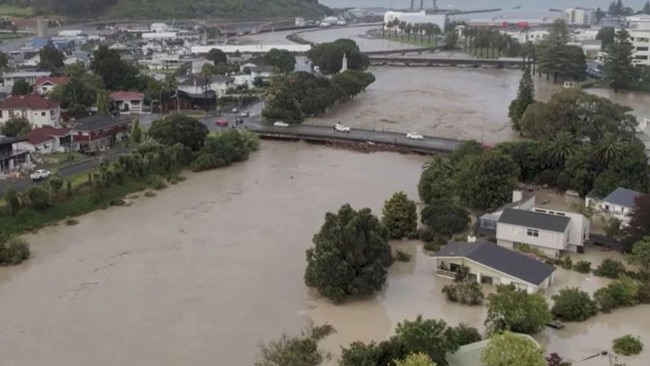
406 132 424 140
273 121 289 127
334 123 351 133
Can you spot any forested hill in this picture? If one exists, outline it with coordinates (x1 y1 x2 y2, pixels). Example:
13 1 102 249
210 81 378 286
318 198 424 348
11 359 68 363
0 0 329 19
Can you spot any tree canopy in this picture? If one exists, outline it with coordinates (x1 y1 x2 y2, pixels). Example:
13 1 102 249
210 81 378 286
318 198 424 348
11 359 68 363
508 67 535 134
455 150 519 211
481 331 545 366
90 45 140 91
629 237 650 272
148 115 209 152
485 284 551 335
538 19 586 83
624 194 650 250
38 42 64 71
304 204 393 303
206 48 227 65
551 287 598 322
418 156 455 205
420 199 469 237
11 78 31 95
263 48 296 73
306 38 370 74
254 324 335 366
603 29 638 92
0 118 31 138
394 353 437 366
382 192 418 240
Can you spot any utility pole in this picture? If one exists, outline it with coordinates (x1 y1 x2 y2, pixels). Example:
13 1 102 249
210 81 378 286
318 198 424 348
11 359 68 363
433 0 438 10
410 0 415 10
420 0 424 10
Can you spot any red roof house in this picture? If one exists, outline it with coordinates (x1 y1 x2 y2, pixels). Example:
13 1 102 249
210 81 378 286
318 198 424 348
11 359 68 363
15 126 78 153
110 91 145 115
0 95 61 127
34 76 70 96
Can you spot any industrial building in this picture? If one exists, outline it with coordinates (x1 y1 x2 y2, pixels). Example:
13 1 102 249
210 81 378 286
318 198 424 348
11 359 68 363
627 15 650 66
383 11 447 32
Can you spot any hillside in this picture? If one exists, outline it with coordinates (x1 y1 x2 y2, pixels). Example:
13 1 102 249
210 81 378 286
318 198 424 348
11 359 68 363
0 0 329 19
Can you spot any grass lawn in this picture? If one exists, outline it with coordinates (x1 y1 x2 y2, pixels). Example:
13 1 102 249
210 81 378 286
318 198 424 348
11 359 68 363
0 5 33 17
384 34 439 47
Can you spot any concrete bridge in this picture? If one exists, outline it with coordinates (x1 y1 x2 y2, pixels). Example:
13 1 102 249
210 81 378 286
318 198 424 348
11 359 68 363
247 124 462 154
369 56 530 69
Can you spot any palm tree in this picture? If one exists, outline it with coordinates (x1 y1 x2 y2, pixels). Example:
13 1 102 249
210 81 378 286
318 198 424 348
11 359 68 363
592 133 626 166
543 131 576 168
424 23 433 44
405 23 413 40
398 21 406 38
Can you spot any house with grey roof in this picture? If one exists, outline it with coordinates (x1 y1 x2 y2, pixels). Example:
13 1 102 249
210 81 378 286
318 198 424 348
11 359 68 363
432 241 555 294
475 190 590 258
586 187 643 225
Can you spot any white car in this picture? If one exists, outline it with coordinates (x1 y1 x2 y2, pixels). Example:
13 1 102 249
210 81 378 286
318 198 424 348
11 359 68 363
334 123 351 133
406 132 424 140
273 121 289 127
240 111 250 118
30 169 52 181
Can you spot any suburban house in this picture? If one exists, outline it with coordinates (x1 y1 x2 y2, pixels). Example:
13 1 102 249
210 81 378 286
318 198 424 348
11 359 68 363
431 240 556 294
446 333 541 366
176 74 233 98
586 187 642 224
0 95 61 127
15 126 78 153
2 71 51 88
70 115 131 152
110 91 145 115
0 136 30 173
476 191 590 258
33 76 70 95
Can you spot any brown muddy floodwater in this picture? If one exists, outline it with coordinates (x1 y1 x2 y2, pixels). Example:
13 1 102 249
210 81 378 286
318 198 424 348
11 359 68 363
1 141 649 366
308 66 650 146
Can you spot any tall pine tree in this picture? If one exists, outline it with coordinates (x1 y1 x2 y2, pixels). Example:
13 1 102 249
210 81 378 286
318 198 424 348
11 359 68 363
603 29 638 92
643 1 650 14
508 67 535 135
538 19 585 83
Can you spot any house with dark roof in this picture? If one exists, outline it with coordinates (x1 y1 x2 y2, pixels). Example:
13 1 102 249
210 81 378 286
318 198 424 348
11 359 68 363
70 115 131 152
432 241 556 294
474 190 590 258
586 187 643 224
0 94 61 127
15 126 78 154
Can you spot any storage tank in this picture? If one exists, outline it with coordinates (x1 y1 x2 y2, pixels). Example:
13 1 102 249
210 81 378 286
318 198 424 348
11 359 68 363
36 19 49 37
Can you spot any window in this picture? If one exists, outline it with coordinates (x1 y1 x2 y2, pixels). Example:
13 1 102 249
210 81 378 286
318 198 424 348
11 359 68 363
638 46 649 51
526 228 539 237
41 112 46 116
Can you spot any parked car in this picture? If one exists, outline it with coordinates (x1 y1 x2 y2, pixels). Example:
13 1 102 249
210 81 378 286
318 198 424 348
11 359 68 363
406 132 424 140
30 169 51 181
231 107 239 113
334 123 351 133
240 111 250 118
273 121 289 127
216 119 229 126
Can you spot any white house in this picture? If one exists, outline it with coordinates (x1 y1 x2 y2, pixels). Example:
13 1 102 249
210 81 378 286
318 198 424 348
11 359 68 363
0 95 60 127
110 91 145 115
563 8 596 26
586 187 642 223
432 241 556 294
15 126 79 153
2 71 51 88
477 191 589 258
177 74 233 98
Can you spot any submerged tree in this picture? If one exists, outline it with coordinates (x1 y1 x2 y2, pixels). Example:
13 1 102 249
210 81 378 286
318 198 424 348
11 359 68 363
382 191 418 240
304 204 393 303
254 324 336 366
508 67 535 134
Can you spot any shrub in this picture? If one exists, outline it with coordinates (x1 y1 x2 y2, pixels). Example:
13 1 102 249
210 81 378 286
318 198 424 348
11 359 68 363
551 287 598 321
109 198 126 206
147 175 167 190
3 187 21 216
0 236 30 265
594 276 639 313
144 190 157 197
573 260 592 274
395 250 412 262
594 259 626 279
26 186 51 210
423 241 440 252
560 256 573 270
612 335 644 356
49 176 63 197
442 281 484 305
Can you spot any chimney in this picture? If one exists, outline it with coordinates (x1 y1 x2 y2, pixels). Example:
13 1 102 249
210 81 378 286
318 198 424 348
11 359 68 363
512 190 523 203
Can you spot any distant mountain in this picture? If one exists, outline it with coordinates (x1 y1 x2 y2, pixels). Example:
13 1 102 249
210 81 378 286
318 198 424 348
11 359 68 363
15 0 329 19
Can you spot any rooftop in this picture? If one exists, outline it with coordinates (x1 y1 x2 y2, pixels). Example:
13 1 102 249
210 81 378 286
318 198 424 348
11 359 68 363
433 241 556 285
71 115 130 131
0 95 59 110
110 91 145 101
34 76 70 86
498 208 570 233
24 126 70 145
603 187 642 209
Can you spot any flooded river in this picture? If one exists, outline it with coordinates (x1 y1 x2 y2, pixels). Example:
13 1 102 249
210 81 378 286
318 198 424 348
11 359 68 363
1 141 648 365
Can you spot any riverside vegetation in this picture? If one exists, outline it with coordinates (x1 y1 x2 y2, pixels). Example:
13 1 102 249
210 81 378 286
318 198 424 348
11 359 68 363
0 114 259 266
